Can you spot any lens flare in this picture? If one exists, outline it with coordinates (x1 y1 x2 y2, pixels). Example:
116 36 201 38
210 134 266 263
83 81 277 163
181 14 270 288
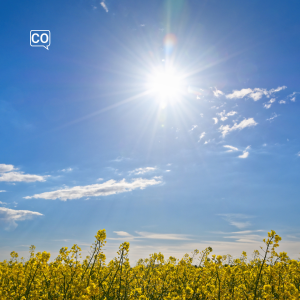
164 34 177 54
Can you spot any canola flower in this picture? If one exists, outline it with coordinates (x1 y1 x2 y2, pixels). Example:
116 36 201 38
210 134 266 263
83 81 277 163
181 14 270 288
0 230 299 299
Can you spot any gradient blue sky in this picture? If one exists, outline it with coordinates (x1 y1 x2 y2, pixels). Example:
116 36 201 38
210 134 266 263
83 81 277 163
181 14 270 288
1 0 300 261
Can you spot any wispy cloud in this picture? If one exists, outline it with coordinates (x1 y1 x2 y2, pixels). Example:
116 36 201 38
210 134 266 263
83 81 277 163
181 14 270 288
227 111 237 116
223 234 262 243
129 167 156 175
223 145 239 152
0 207 43 230
135 231 192 240
223 145 250 158
24 177 162 201
114 231 133 237
219 213 253 229
217 110 228 121
212 88 224 97
100 1 108 12
219 118 257 137
264 103 272 109
0 201 7 205
213 118 218 124
238 146 250 159
238 152 249 159
217 110 237 121
267 113 279 122
279 100 286 104
111 231 192 241
288 92 298 102
199 132 205 140
61 168 73 172
226 86 286 101
189 125 198 132
112 157 131 163
0 190 6 193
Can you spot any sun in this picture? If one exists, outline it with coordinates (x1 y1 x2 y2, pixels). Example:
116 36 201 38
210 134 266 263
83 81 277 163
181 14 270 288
147 67 186 102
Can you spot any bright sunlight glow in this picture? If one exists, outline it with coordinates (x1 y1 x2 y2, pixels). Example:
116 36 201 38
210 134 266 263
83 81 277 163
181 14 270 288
147 68 185 102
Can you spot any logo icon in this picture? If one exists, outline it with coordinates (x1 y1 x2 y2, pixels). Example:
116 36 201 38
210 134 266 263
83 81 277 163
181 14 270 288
30 30 51 50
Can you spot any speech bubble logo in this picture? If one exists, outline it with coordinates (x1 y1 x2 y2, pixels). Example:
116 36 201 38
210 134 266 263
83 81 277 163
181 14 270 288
30 30 51 50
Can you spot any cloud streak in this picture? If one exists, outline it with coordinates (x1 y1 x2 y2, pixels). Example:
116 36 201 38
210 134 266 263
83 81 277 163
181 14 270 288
111 231 191 241
0 207 43 230
223 145 239 152
129 167 156 175
0 164 48 182
24 177 162 201
100 1 108 12
226 86 287 101
219 214 253 229
219 118 257 137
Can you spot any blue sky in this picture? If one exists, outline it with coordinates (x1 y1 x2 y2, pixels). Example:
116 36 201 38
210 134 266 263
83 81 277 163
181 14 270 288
1 0 300 261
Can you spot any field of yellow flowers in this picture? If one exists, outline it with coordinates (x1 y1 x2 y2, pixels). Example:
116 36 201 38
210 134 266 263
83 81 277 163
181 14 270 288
0 229 299 299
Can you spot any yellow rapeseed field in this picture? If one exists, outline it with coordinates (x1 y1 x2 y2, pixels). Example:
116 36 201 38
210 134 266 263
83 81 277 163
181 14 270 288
0 230 299 299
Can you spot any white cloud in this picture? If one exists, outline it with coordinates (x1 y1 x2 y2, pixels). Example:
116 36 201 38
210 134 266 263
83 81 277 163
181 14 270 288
189 125 198 131
109 231 191 241
0 172 47 182
226 111 237 117
238 151 249 159
112 157 131 163
213 118 218 124
238 146 250 159
0 190 6 193
199 132 206 140
269 86 287 93
114 231 133 237
226 86 287 101
264 103 272 109
219 214 253 229
279 100 286 104
291 97 296 102
135 231 191 240
219 118 258 137
269 98 276 103
297 152 300 157
97 178 104 181
204 139 214 145
223 234 262 243
0 164 48 182
100 1 108 12
267 113 279 122
129 167 156 175
212 88 224 97
223 145 239 152
0 164 15 173
24 177 162 201
217 110 237 121
0 207 43 230
217 111 228 121
61 168 73 172
226 88 253 99
0 201 7 205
